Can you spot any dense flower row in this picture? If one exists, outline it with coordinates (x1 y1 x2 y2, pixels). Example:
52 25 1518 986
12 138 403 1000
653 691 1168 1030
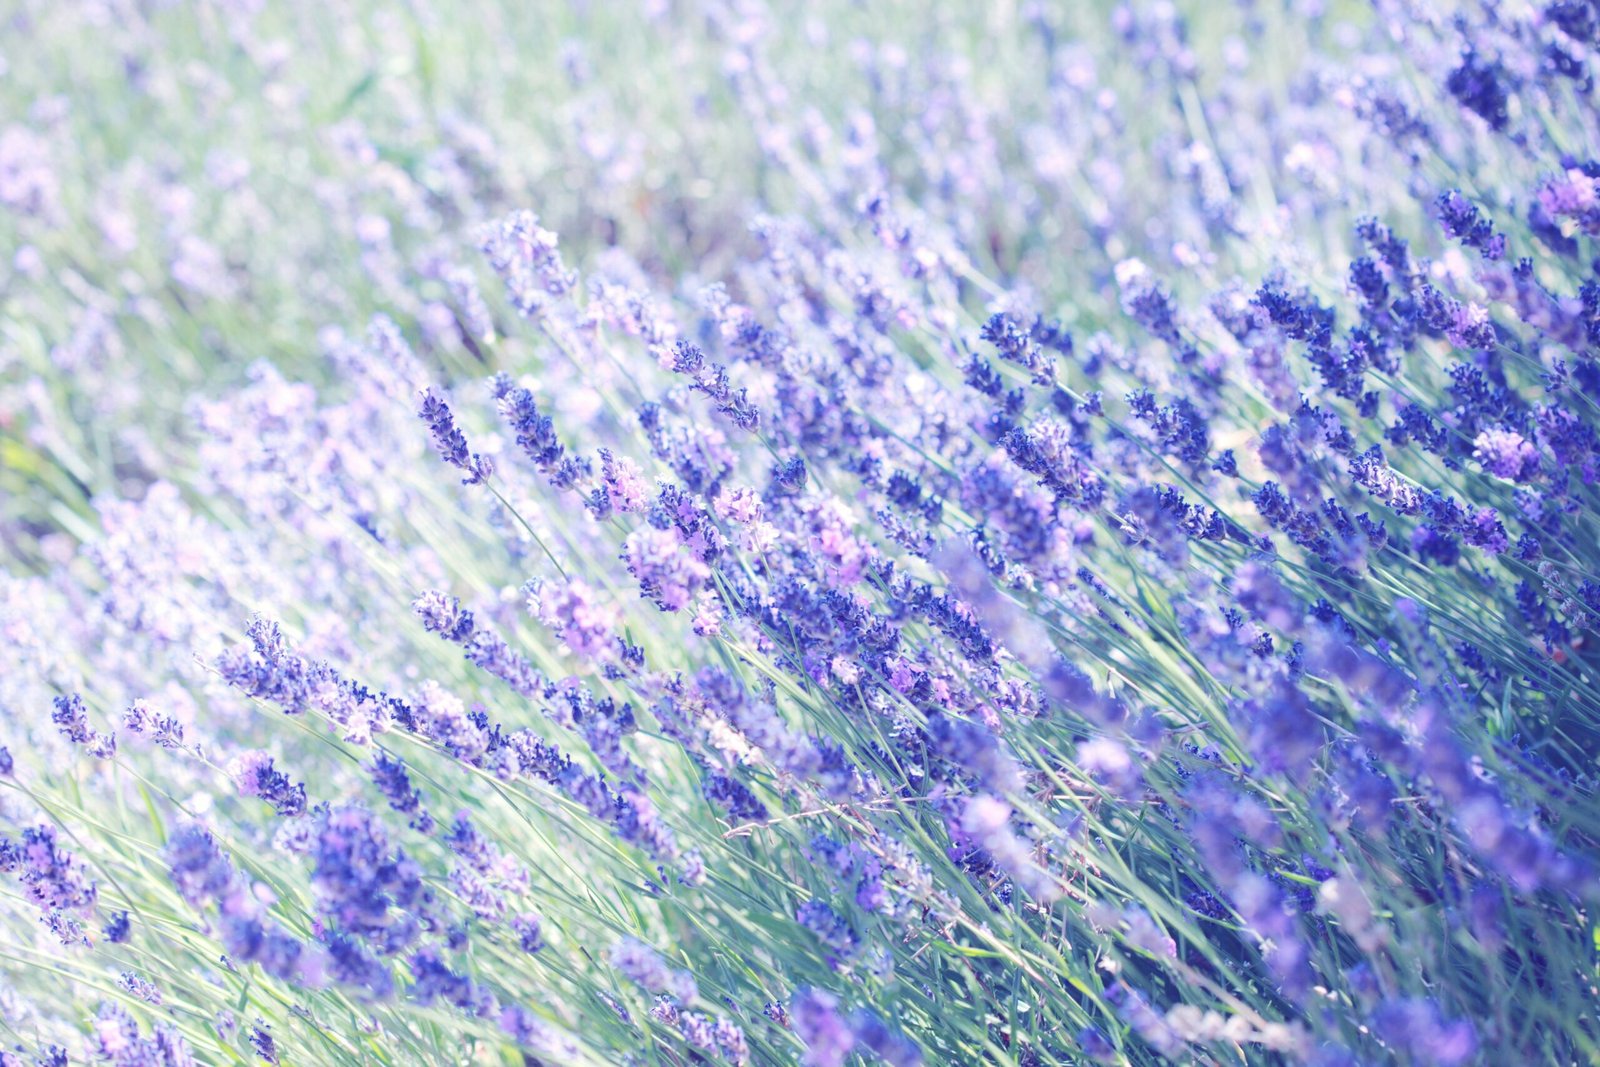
2 0 1599 1064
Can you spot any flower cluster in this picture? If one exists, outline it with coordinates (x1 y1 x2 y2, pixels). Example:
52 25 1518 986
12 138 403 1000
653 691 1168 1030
2 1 1599 1065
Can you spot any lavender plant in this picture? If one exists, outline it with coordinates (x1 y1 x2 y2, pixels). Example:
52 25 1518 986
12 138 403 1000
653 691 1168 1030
2 0 1599 1064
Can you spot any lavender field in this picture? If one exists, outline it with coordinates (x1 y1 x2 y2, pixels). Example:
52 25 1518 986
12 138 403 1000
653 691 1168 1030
2 1 1599 1063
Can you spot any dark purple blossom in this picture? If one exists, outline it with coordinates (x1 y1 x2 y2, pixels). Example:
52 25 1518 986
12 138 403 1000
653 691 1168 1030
309 805 430 954
1435 190 1505 259
250 1021 279 1064
493 374 584 486
230 751 308 817
369 752 433 833
410 948 484 1011
4 825 96 918
417 387 492 485
511 912 543 953
1446 50 1511 131
50 693 115 758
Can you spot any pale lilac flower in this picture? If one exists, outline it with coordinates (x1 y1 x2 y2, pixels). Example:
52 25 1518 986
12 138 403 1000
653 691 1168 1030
624 527 710 611
609 938 697 1002
1472 428 1539 481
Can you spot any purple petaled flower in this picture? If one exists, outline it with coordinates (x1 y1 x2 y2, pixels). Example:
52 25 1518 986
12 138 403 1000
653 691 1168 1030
1431 292 1496 350
703 771 769 824
1435 190 1504 259
923 714 1022 795
221 915 306 982
608 938 696 1002
791 988 855 1067
92 1003 196 1065
848 1009 924 1067
413 590 476 643
44 910 87 947
310 805 429 953
1472 428 1539 481
958 796 1061 903
103 910 131 943
0 125 59 219
671 338 706 375
325 934 393 998
1077 737 1142 796
229 750 308 817
91 1003 141 1061
417 387 492 485
584 780 681 860
1121 906 1176 958
1126 389 1212 464
796 900 860 966
365 314 427 394
689 1011 734 1054
369 752 433 832
790 990 916 1067
527 578 617 661
118 971 162 1004
1104 982 1183 1057
1078 1025 1117 1062
51 693 115 758
462 627 547 700
1463 507 1509 554
443 265 495 344
1237 685 1324 782
445 812 525 885
624 527 710 612
1537 169 1600 234
667 340 761 431
599 449 650 513
450 862 507 921
678 849 706 887
1120 261 1199 360
410 948 483 1011
481 210 576 318
123 699 185 748
6 825 97 918
1446 50 1510 131
1002 416 1104 507
412 680 490 761
165 823 237 907
981 311 1063 385
493 375 579 484
414 596 547 701
250 1021 279 1064
216 617 313 716
713 1018 750 1065
499 1004 577 1060
511 913 544 954
1370 999 1477 1066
